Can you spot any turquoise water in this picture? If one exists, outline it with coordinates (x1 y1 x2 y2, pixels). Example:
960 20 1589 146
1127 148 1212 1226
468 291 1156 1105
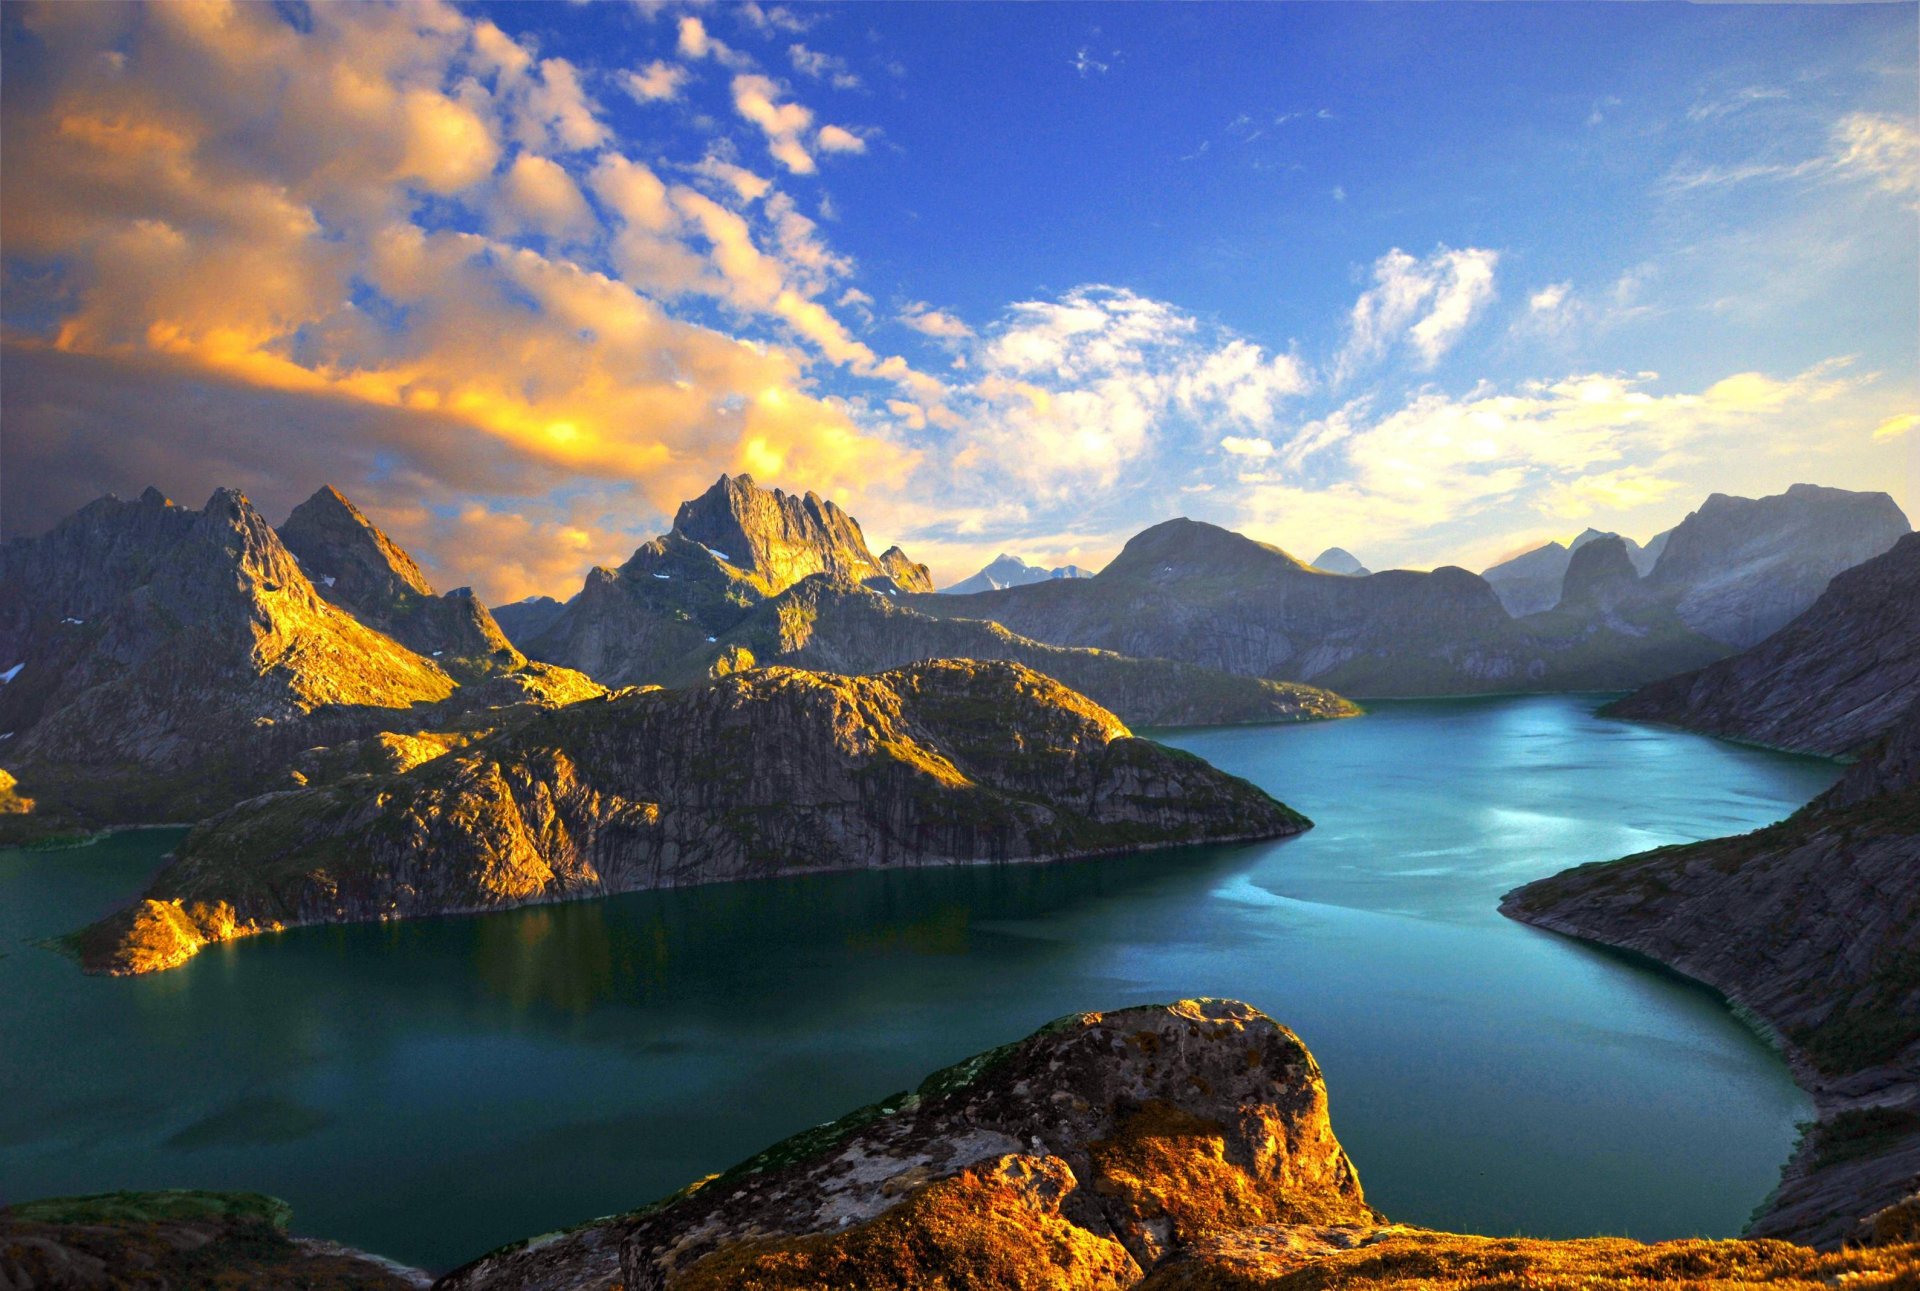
0 695 1838 1271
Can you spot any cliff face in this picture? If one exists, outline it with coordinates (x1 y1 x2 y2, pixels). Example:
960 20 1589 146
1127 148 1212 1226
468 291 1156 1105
671 473 912 596
1605 533 1920 757
1503 708 1920 1246
278 486 525 677
1481 529 1642 617
74 661 1307 975
1647 484 1910 648
912 519 1714 697
437 1000 1920 1291
676 576 1360 728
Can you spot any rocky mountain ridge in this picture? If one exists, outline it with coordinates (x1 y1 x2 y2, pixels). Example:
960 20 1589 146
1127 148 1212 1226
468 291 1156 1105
1603 532 1920 756
0 486 600 839
942 552 1094 594
74 660 1308 976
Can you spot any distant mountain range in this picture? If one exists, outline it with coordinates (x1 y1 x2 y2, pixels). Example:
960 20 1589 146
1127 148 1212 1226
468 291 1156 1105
1482 528 1661 616
942 553 1093 594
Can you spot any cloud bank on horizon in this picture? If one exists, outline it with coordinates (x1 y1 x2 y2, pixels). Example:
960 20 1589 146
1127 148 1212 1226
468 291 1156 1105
1 0 1913 600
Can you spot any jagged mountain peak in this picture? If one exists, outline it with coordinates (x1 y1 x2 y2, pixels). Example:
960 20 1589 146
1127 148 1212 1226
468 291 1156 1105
281 484 434 599
667 472 905 596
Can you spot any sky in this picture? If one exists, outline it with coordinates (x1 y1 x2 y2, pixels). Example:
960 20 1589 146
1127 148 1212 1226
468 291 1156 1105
2 0 1914 601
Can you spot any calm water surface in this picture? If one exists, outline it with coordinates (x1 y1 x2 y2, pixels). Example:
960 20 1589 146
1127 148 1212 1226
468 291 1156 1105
0 695 1839 1270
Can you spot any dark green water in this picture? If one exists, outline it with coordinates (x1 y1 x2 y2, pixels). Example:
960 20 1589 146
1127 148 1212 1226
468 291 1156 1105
0 696 1839 1271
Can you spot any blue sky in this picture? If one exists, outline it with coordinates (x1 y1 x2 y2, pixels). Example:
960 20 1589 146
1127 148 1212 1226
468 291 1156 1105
2 1 1914 598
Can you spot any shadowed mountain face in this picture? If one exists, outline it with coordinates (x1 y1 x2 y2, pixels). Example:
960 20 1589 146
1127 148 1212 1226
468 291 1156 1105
1605 532 1920 756
1646 484 1910 648
679 575 1359 728
1481 529 1645 617
1311 547 1370 576
910 519 1720 697
279 486 525 678
943 553 1094 594
0 487 601 836
73 660 1309 977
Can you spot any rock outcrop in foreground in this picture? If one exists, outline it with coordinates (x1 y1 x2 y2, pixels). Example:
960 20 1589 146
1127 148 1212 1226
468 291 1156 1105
0 1190 428 1289
1603 533 1920 756
75 661 1306 975
437 1000 1919 1291
1504 707 1920 1247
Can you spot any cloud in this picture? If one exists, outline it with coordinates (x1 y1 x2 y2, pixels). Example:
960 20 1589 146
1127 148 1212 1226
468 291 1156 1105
789 43 860 89
496 152 595 243
1337 246 1499 379
1872 413 1918 442
623 60 688 103
947 286 1310 497
0 0 921 600
1832 112 1920 197
815 124 867 155
1072 48 1110 77
731 73 816 173
900 304 974 340
1220 436 1274 457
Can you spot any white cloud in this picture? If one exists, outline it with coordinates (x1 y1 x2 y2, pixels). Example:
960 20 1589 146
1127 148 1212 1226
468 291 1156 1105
496 152 595 243
1832 112 1919 197
623 60 688 104
1220 436 1274 457
731 73 816 174
1337 246 1499 380
789 43 860 89
816 124 867 155
901 304 973 340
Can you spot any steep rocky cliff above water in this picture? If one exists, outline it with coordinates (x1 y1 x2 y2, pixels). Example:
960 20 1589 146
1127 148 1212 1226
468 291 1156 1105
74 661 1306 976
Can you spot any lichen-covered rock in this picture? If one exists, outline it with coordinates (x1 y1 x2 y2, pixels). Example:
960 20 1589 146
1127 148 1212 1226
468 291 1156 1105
436 999 1374 1291
0 1190 428 1289
75 661 1307 975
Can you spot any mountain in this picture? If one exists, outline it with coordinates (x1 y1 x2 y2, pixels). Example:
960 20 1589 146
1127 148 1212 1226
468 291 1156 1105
518 475 935 684
1646 484 1910 648
1503 536 1728 689
74 660 1308 976
672 575 1359 728
1310 547 1370 576
278 486 525 677
1481 528 1640 617
0 487 456 825
0 487 600 838
910 518 1713 697
490 595 567 643
672 472 919 595
942 553 1094 594
438 999 1917 1291
1604 533 1920 756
